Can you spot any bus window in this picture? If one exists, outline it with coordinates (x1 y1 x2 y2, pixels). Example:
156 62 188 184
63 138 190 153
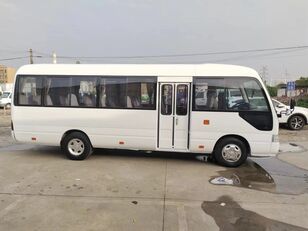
104 77 127 108
99 77 156 109
193 77 270 112
127 77 156 109
17 76 43 106
161 84 172 115
193 78 224 111
225 78 269 111
45 77 70 107
176 85 188 115
243 79 269 111
72 77 97 107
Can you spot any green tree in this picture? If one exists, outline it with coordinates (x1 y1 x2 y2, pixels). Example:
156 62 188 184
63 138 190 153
296 77 308 87
267 86 277 97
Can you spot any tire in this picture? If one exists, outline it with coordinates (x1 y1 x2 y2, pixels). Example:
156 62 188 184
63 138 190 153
61 132 93 160
214 137 248 167
288 115 305 130
4 103 11 109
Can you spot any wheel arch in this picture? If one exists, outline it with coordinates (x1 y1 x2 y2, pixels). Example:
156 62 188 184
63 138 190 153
213 134 251 157
60 129 93 147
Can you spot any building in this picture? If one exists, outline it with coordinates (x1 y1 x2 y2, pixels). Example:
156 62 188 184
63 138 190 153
0 65 16 84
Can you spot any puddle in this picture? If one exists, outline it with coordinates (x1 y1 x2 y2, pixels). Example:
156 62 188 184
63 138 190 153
210 158 308 195
202 195 308 231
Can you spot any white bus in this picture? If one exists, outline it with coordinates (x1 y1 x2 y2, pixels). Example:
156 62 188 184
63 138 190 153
11 64 279 167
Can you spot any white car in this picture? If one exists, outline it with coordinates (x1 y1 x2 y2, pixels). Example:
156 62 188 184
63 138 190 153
0 91 12 108
272 99 308 130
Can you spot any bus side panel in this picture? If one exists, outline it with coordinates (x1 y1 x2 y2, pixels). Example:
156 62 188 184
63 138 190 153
189 111 273 155
12 107 157 150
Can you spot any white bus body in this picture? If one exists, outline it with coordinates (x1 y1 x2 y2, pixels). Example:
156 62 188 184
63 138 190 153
11 64 279 167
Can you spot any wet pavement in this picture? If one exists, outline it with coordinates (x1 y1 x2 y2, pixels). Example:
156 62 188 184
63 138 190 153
202 196 308 231
209 157 308 195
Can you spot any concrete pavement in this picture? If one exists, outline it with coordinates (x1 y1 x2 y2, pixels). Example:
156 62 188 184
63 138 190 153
0 144 308 230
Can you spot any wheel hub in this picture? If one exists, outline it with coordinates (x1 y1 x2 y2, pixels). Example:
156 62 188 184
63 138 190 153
68 138 85 156
291 117 304 129
222 144 242 162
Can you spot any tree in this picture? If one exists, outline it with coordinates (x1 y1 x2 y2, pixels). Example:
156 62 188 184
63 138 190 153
267 86 277 97
296 77 308 87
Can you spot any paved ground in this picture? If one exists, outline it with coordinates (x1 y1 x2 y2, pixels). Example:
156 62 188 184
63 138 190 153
1 109 308 230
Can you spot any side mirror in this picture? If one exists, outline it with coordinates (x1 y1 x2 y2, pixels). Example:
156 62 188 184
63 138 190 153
277 104 284 108
290 99 296 110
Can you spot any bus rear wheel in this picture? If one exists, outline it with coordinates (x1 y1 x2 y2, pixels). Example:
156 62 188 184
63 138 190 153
214 137 247 167
62 132 93 160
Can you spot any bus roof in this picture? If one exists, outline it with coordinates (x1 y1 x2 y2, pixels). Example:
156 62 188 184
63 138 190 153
16 64 259 77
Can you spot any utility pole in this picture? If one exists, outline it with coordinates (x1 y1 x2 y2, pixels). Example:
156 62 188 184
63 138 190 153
260 66 268 85
52 51 57 64
29 48 33 64
285 69 289 83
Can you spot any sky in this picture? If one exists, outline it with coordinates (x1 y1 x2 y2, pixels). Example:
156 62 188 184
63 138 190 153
0 0 308 84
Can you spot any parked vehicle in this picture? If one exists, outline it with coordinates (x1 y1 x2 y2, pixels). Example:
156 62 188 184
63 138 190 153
11 64 279 167
272 99 308 130
0 91 12 108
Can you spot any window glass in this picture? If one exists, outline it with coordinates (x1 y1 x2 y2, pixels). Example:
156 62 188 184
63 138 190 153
272 100 279 107
176 85 188 115
71 77 97 107
45 77 71 106
127 77 156 109
161 84 173 115
193 78 224 110
1 92 10 98
100 77 126 108
17 76 43 106
242 79 269 111
99 76 156 109
193 77 269 112
224 78 245 110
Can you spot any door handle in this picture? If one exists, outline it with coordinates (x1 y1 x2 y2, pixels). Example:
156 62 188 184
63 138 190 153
176 117 178 125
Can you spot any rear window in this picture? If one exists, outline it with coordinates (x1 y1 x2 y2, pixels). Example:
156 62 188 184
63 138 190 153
16 76 43 106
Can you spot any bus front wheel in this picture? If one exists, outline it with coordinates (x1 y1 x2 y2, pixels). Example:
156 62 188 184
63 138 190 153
214 137 247 167
61 132 93 160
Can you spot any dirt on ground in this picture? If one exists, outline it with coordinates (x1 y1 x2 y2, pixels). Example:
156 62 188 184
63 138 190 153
279 125 308 142
0 109 14 147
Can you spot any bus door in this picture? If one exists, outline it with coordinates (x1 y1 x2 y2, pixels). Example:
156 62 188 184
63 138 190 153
158 83 190 151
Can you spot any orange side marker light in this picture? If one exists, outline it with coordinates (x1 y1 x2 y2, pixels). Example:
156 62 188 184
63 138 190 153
203 120 210 125
119 141 125 145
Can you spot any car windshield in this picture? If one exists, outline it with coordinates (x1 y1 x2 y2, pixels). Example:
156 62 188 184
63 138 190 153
0 92 10 98
272 100 286 107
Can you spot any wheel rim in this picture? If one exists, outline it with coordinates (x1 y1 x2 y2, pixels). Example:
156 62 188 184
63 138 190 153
221 144 242 163
68 138 85 156
290 116 304 129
